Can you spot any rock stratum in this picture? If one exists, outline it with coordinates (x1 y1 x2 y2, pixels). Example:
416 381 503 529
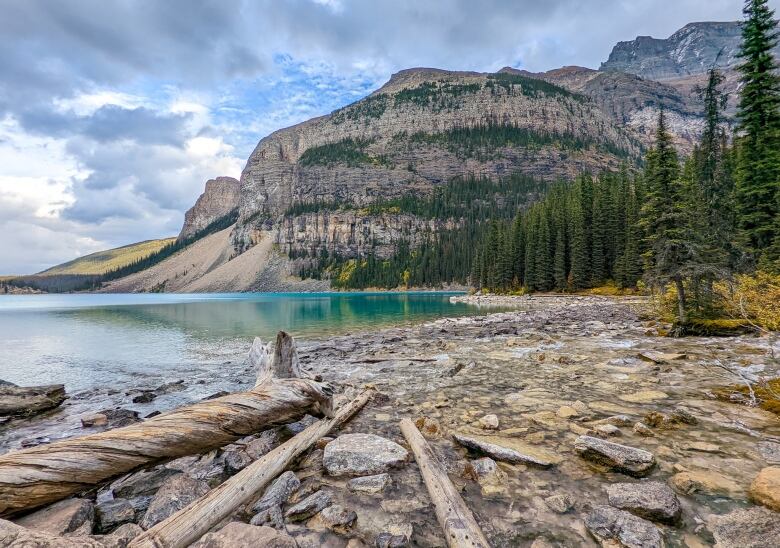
97 20 770 292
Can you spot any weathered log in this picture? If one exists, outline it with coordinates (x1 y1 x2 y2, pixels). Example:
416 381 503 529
400 418 490 548
0 332 332 518
130 388 374 548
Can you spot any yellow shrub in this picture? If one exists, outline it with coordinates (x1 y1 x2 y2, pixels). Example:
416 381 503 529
718 271 780 331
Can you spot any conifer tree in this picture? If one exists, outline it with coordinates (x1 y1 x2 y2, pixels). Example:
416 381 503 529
735 0 780 266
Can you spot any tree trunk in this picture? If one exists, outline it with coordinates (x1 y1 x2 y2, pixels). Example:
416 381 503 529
130 389 373 548
0 332 332 518
674 276 687 324
400 418 490 548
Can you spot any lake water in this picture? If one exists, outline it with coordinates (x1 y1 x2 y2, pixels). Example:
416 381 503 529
0 292 480 393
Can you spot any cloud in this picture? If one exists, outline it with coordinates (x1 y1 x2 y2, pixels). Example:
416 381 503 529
0 0 776 273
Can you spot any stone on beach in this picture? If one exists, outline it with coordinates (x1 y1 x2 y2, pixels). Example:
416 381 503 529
544 494 574 514
308 504 357 532
584 505 664 548
284 490 332 521
347 473 391 494
250 471 301 528
709 507 780 548
479 414 499 430
574 435 655 477
192 522 296 548
13 498 94 536
749 466 780 511
323 433 408 476
0 383 66 417
139 474 210 530
453 433 562 468
670 470 742 497
605 481 682 524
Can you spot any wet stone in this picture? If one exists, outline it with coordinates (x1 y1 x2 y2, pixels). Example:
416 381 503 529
347 473 391 494
670 470 742 497
593 424 621 437
81 413 108 428
585 505 664 548
709 507 780 548
574 435 655 477
749 466 780 511
98 408 141 428
605 481 682 524
323 434 408 476
544 494 574 514
633 422 654 437
453 433 561 468
284 490 332 522
757 441 780 464
479 414 499 430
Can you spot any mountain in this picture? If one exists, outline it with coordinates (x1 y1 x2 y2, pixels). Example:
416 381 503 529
178 176 240 240
39 238 175 276
90 21 763 292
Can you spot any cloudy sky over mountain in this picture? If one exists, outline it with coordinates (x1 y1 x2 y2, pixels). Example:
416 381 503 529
0 0 772 273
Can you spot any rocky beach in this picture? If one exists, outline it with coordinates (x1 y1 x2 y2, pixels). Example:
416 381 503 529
1 295 779 547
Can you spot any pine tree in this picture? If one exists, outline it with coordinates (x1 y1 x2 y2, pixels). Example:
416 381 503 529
735 0 780 266
567 179 589 290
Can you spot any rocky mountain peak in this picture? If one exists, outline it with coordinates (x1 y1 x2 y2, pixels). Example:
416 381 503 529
600 21 759 80
178 176 240 240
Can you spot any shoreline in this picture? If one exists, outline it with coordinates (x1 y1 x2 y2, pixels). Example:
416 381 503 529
1 296 779 546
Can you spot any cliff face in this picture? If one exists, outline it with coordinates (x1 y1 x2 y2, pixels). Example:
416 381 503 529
178 177 240 240
233 69 640 253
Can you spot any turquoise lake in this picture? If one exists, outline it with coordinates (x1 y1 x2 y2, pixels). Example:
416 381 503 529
0 292 481 393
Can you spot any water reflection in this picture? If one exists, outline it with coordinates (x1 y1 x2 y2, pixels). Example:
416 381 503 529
0 292 478 392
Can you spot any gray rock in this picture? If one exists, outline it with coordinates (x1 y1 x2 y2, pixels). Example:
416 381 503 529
139 475 209 530
585 505 664 548
633 422 655 437
324 434 408 476
593 424 621 437
98 408 141 428
312 504 357 531
0 383 66 417
709 507 780 548
606 481 681 524
574 435 656 477
110 467 180 499
250 471 301 528
347 473 392 494
106 523 144 547
376 532 410 547
670 406 697 425
453 433 561 468
14 497 94 535
595 415 634 427
757 441 780 464
284 490 332 522
222 446 252 475
179 177 241 240
245 430 280 460
95 499 137 533
191 521 296 548
544 494 574 514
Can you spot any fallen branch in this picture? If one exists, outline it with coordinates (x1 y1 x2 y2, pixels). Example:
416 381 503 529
0 332 332 518
400 418 490 548
130 388 374 548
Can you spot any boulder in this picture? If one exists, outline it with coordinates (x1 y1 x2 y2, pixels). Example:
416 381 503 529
0 519 104 548
453 433 562 468
139 475 209 530
605 481 681 524
709 507 780 548
98 408 141 428
81 413 108 428
284 490 332 522
347 473 391 494
250 471 301 528
14 498 94 535
584 505 664 548
0 383 66 416
749 466 780 511
544 494 574 514
192 522 296 548
323 434 408 476
221 445 253 475
574 435 655 477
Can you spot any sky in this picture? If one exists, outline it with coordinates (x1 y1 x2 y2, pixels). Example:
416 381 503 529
0 0 772 274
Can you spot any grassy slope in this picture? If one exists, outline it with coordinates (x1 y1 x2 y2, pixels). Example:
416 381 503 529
39 238 176 276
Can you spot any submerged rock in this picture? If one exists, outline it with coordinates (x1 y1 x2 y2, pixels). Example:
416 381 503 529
584 505 664 548
670 470 742 497
709 507 780 548
14 498 94 536
756 441 780 464
81 413 108 428
0 383 66 417
347 473 391 494
323 434 408 476
139 475 209 530
192 522 296 548
544 494 574 514
749 466 780 511
605 481 681 524
574 435 655 477
479 414 499 430
453 433 562 468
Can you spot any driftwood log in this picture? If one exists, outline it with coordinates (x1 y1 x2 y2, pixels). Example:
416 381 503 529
400 418 490 548
131 388 374 548
0 332 332 518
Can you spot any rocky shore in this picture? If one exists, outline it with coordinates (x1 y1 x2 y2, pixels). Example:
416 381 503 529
1 295 779 547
